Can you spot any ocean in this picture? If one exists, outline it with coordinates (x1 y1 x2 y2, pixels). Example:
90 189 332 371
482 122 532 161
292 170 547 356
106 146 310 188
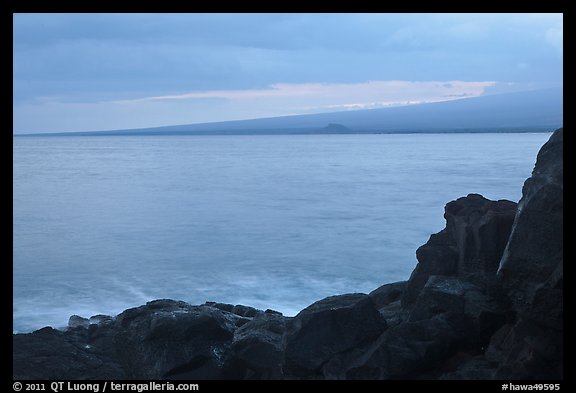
13 133 550 333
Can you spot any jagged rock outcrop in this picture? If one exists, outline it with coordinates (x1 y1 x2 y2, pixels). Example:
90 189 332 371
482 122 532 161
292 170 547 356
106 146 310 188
12 326 127 380
497 128 563 326
439 128 563 380
284 294 386 378
112 300 240 379
335 192 517 380
13 129 562 380
222 312 287 379
402 194 517 306
492 127 563 379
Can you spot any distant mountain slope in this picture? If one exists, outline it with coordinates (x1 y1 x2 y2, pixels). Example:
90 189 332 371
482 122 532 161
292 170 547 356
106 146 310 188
21 88 562 136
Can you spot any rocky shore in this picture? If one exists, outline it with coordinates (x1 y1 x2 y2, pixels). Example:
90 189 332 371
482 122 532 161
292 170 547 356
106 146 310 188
13 128 563 380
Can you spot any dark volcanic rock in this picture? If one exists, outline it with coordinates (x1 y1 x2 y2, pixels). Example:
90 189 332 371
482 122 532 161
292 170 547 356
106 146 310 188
345 313 472 379
408 276 469 321
369 281 409 328
492 128 563 379
13 327 126 380
223 312 287 379
284 294 386 377
439 357 498 380
445 194 517 276
204 301 261 318
89 314 114 326
487 319 563 380
402 229 459 306
114 300 238 379
369 281 407 309
498 128 563 327
68 315 90 329
13 300 242 380
435 128 564 380
409 276 506 344
232 305 259 318
204 301 235 312
402 194 517 306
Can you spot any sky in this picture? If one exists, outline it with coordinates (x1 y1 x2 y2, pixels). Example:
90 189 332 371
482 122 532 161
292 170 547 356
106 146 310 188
13 13 563 133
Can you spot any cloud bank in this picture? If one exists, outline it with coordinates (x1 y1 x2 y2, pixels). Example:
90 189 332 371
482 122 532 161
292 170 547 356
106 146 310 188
13 13 562 133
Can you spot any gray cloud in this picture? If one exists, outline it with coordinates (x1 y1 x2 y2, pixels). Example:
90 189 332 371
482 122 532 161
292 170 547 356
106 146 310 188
13 13 563 133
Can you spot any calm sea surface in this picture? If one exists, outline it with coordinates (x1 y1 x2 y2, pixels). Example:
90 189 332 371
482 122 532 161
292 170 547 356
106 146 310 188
13 133 550 332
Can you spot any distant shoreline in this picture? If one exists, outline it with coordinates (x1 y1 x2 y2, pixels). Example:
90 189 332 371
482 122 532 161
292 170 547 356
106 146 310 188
13 127 557 137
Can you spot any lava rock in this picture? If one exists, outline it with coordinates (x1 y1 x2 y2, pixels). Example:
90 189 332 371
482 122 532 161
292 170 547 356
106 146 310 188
498 128 563 327
493 129 563 379
445 193 517 276
13 327 126 380
401 229 459 306
89 314 114 326
68 315 90 329
284 293 386 377
345 313 471 379
368 281 407 309
402 194 516 307
113 300 238 379
409 276 506 345
223 312 287 379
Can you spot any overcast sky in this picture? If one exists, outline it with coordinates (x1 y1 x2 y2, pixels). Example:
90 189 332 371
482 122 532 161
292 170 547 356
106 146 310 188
13 13 563 133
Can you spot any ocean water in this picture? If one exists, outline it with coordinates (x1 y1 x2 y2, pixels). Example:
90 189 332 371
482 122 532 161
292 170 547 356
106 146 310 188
13 133 550 332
